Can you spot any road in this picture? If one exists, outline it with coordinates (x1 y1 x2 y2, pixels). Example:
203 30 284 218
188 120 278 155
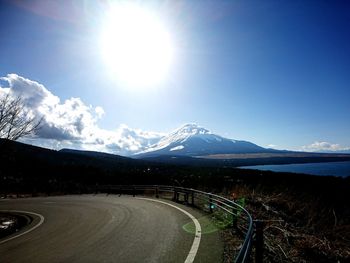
0 195 223 263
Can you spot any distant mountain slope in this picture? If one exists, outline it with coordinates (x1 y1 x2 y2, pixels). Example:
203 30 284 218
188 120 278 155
0 138 171 193
135 124 279 158
0 138 143 170
59 148 133 163
0 138 173 194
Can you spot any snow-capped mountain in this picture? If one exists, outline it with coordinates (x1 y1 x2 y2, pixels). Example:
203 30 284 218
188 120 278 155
135 123 276 158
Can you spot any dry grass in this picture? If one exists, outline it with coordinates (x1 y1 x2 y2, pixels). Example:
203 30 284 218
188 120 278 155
221 185 350 262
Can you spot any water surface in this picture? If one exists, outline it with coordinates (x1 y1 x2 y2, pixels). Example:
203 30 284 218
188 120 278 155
240 161 350 177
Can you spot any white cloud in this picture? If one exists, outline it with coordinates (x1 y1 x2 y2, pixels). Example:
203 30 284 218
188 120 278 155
1 74 98 141
95 106 105 118
1 74 58 109
267 144 277 149
301 141 350 152
0 74 163 155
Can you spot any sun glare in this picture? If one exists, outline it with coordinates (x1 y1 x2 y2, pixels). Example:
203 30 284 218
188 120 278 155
100 4 174 87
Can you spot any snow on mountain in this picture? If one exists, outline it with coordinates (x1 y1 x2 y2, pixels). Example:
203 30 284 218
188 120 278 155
170 145 185 151
135 123 275 158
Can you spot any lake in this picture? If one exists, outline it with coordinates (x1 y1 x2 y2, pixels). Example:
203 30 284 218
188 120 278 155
239 161 350 177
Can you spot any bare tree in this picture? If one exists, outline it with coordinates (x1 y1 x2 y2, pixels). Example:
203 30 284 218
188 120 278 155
0 93 42 140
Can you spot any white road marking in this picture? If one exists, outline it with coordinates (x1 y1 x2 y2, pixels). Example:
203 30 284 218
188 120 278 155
137 198 201 263
0 210 45 244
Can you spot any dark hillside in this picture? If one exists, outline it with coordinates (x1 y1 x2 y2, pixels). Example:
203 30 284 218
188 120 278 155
0 139 154 193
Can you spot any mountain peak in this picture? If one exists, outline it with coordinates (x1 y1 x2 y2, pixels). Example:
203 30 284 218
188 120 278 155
174 123 210 136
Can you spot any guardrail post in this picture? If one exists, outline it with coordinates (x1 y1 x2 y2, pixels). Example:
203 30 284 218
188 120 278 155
133 185 136 197
209 194 213 213
254 220 264 263
191 191 194 206
155 186 159 198
185 192 189 204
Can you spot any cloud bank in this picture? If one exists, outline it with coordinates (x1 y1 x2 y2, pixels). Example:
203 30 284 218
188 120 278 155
302 141 350 153
0 74 163 155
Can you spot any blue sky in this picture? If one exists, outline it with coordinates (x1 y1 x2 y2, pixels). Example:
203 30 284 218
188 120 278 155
0 0 349 153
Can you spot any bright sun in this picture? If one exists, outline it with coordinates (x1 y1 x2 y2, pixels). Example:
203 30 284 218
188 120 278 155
100 4 174 87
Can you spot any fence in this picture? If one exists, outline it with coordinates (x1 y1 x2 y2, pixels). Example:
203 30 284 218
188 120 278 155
96 185 262 263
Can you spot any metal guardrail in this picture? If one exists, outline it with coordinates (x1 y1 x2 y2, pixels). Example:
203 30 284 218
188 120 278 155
96 185 258 263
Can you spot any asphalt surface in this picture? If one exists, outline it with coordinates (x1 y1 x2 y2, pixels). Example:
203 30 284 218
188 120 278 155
0 195 223 263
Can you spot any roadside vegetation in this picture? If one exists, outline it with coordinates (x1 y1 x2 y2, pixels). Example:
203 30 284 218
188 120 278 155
221 184 349 262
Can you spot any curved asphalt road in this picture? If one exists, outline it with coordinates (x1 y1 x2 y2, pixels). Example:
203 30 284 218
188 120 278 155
0 195 223 263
